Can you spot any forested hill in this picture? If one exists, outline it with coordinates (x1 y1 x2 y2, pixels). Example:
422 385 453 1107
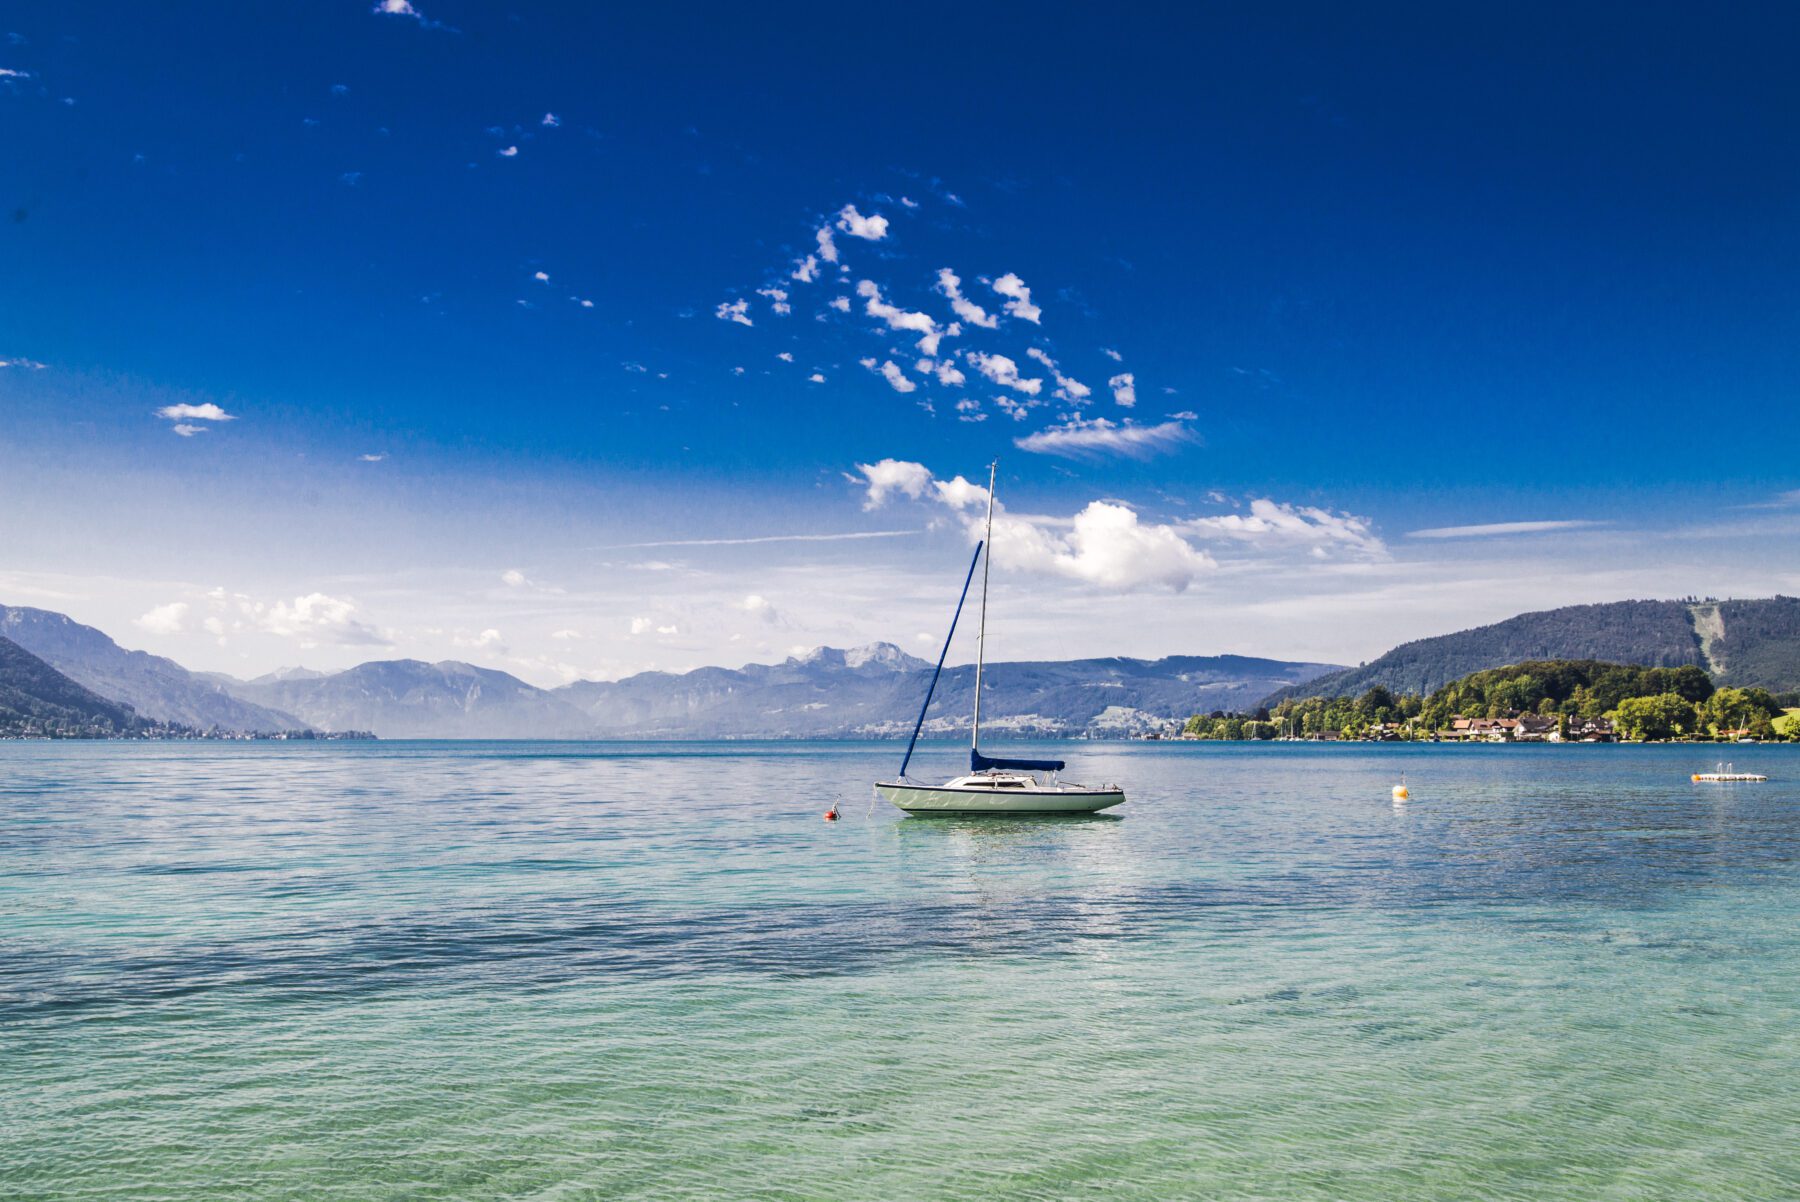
0 635 150 736
1265 596 1800 704
1701 597 1800 690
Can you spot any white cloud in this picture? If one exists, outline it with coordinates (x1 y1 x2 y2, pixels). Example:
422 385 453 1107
965 351 1041 395
933 475 990 510
1166 410 1197 421
259 593 391 646
1103 347 1123 362
815 226 839 263
996 501 1213 591
715 298 752 326
0 68 33 79
836 204 889 241
551 629 582 640
865 461 1212 591
808 372 826 383
1014 417 1194 460
1185 499 1386 557
1407 520 1609 540
501 569 528 586
991 272 1041 323
657 624 679 635
992 394 1036 421
134 602 189 635
497 145 518 157
541 112 559 127
791 255 819 283
172 424 208 438
0 357 47 369
372 0 422 15
955 398 986 422
360 453 388 462
156 402 236 422
533 270 549 283
1108 372 1137 407
856 279 944 355
777 351 795 363
757 286 791 315
739 594 779 624
1026 348 1090 403
731 366 746 375
935 268 998 329
629 616 654 636
877 360 916 393
829 295 851 313
855 459 934 509
934 360 966 387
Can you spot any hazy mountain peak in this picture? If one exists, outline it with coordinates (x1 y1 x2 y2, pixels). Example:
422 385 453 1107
787 643 930 673
844 642 931 671
249 665 329 685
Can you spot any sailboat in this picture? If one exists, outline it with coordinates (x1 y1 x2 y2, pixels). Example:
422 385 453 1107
874 462 1126 816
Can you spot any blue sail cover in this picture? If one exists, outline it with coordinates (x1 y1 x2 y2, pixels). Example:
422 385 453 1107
971 748 1065 773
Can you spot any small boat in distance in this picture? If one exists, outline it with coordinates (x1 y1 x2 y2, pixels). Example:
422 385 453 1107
875 462 1126 816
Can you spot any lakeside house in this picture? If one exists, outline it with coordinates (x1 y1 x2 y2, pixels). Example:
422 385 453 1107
1437 713 1615 743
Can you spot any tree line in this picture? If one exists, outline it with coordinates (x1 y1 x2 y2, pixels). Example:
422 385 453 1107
1185 659 1800 742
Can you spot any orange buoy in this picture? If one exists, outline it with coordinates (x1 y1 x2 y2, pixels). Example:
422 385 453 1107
824 807 839 822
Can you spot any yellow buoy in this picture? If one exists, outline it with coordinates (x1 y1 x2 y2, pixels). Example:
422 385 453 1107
1392 784 1409 800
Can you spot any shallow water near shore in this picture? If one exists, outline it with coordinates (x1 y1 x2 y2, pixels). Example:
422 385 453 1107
5 739 1799 1200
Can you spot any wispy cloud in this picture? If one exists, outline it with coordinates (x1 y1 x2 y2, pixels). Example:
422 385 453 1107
1026 347 1090 404
857 280 943 354
1 356 47 369
836 204 889 241
966 351 1041 395
1187 499 1386 558
936 268 997 329
991 272 1041 323
155 402 236 437
1014 417 1193 460
1407 519 1609 540
1108 372 1136 407
134 601 190 635
715 298 752 326
859 357 917 393
370 0 453 29
603 528 923 548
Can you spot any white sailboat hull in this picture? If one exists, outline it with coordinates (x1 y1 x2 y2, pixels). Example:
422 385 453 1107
876 780 1126 815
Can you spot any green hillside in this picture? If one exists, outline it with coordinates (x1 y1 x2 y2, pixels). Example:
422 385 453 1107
0 635 154 737
1704 597 1800 689
1264 596 1800 706
1264 600 1702 704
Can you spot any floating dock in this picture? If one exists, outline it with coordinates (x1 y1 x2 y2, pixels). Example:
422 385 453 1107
1693 771 1768 782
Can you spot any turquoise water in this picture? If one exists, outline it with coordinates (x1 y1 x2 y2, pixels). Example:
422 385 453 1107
4 740 1799 1200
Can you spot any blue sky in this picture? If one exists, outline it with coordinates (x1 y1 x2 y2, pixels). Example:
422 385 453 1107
3 2 1799 684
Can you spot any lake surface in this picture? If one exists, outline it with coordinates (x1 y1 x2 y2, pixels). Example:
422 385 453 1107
4 740 1799 1200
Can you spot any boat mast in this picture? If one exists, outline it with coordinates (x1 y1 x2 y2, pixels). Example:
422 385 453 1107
971 460 998 753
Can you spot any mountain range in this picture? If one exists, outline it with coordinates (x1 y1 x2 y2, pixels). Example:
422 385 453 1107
0 635 157 737
6 594 1800 739
1 606 303 732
